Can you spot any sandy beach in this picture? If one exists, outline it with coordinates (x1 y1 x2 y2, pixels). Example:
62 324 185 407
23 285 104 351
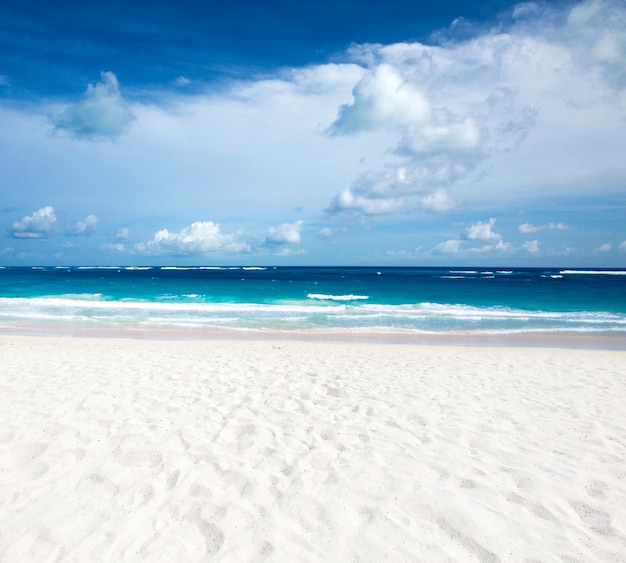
1 335 625 561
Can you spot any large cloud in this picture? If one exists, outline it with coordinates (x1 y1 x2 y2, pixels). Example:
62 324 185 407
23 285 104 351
53 71 135 140
327 0 626 216
134 221 250 256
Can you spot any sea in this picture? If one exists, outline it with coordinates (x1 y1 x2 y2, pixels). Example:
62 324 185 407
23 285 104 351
0 266 625 338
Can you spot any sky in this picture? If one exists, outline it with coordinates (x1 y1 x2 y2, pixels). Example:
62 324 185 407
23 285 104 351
1 0 625 266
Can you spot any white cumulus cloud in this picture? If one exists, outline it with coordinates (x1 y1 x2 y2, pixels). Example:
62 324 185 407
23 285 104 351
69 214 98 236
8 206 58 239
134 221 250 256
326 0 626 217
265 220 304 245
53 71 135 140
326 185 404 215
464 218 501 242
523 240 540 253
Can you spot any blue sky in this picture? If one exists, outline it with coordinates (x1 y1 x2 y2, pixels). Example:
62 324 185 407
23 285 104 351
1 0 625 266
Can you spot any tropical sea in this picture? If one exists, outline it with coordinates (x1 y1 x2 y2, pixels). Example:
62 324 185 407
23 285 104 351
1 265 626 338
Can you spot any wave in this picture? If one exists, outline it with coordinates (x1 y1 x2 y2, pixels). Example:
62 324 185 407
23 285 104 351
1 296 625 334
307 293 370 301
76 266 122 270
560 270 626 276
450 270 478 274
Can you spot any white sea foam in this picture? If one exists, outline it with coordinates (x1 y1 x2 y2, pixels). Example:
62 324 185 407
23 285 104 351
307 293 370 301
77 266 121 270
1 296 625 334
450 270 478 274
560 270 626 275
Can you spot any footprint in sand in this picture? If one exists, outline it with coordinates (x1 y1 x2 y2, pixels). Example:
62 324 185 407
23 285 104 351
197 520 225 556
113 447 163 469
120 482 154 509
80 472 119 496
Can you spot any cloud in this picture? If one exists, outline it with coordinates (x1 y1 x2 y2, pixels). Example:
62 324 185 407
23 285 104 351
326 185 404 215
317 228 334 238
69 214 98 236
265 220 304 245
463 218 501 242
173 76 192 87
115 227 130 241
100 243 125 252
326 0 625 216
134 221 250 256
419 190 461 212
433 239 463 254
523 240 540 253
619 241 626 251
518 222 568 234
596 243 612 251
433 218 513 255
8 206 58 239
52 71 135 140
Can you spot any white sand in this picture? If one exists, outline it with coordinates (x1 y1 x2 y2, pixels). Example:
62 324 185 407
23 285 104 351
1 336 625 562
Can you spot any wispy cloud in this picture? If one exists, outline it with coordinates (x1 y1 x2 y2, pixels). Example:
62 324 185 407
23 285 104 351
52 71 135 140
115 228 130 241
518 222 568 234
69 214 98 236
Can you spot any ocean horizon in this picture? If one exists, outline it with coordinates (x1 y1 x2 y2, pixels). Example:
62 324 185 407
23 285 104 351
1 265 625 337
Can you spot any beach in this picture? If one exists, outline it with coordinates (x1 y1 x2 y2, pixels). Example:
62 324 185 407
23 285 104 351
1 335 625 561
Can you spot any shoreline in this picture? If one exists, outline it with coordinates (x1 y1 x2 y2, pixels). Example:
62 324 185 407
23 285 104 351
1 322 625 350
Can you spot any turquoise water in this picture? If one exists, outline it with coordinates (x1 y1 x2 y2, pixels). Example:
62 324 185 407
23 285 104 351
1 266 625 334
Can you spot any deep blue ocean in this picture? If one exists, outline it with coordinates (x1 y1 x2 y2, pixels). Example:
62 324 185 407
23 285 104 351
1 266 625 335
